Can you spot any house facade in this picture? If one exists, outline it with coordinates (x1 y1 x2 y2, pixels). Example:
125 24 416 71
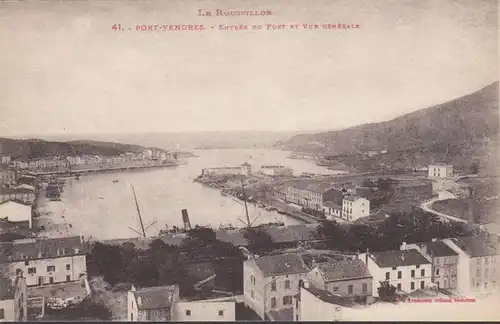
175 299 235 321
442 237 500 294
0 236 87 287
401 240 459 291
428 164 454 179
360 249 432 296
293 283 354 321
322 201 342 220
243 253 310 320
127 285 180 321
0 276 27 322
0 169 16 186
341 196 370 221
285 181 343 211
306 260 373 303
0 188 36 205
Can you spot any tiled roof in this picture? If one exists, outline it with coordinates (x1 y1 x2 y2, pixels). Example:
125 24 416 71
417 241 458 257
132 285 178 310
323 201 342 209
451 236 500 257
303 286 355 307
253 253 310 276
343 195 365 202
0 236 86 263
314 259 372 282
369 249 430 268
0 277 17 300
306 182 335 193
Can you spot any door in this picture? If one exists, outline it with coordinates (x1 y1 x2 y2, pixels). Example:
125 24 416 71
38 277 43 286
49 277 54 284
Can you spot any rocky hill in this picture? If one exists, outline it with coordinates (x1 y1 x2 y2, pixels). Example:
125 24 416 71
277 81 499 155
0 138 147 159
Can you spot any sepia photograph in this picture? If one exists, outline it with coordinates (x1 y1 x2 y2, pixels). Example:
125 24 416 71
0 0 499 321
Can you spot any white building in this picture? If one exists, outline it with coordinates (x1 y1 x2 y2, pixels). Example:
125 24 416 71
442 236 500 294
0 276 27 322
322 201 342 220
244 253 310 320
0 201 32 229
0 156 11 165
241 163 252 176
341 196 370 221
127 285 179 321
0 236 87 287
175 297 236 321
359 249 432 297
259 165 293 177
293 283 355 321
0 169 16 186
428 164 454 179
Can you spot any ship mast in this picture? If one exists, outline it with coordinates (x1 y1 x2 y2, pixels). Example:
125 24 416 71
129 184 156 238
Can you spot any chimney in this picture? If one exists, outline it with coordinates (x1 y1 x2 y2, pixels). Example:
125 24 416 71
431 238 437 242
401 251 406 263
400 242 407 250
181 209 191 230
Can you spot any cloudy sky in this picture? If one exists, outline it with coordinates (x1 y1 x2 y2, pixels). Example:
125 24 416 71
0 0 497 136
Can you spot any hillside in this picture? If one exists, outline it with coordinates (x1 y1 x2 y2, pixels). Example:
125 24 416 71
0 138 147 160
278 82 499 155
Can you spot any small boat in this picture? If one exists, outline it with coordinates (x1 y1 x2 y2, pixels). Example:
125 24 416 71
98 196 104 200
112 180 119 183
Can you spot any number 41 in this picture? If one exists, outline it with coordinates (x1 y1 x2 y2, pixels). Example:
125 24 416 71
112 24 122 31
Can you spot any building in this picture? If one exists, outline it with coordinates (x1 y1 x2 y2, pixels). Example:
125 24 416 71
0 169 16 186
293 283 355 321
400 240 459 292
241 162 252 176
307 259 373 303
0 201 32 229
202 164 250 178
0 236 87 287
0 188 36 205
341 196 370 221
259 165 293 177
273 186 287 201
428 164 454 179
285 181 343 211
127 285 180 321
244 253 310 320
360 249 432 296
175 297 236 321
0 276 27 321
322 201 342 220
0 156 11 165
442 236 500 294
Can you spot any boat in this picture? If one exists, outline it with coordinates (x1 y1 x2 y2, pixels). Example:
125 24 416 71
112 180 119 183
98 196 104 200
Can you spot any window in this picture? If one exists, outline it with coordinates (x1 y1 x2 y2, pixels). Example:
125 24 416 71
218 310 224 316
485 282 488 289
28 267 36 274
47 266 55 272
285 280 290 289
347 285 354 294
485 268 489 277
385 272 390 280
362 283 368 293
392 267 397 270
66 264 71 270
436 269 440 275
271 297 276 308
421 269 425 277
416 265 420 269
397 283 401 290
24 260 29 266
411 270 415 278
251 289 254 299
283 296 292 305
49 277 54 284
271 282 276 291
185 310 191 316
435 258 440 265
251 275 255 285
296 299 299 308
131 313 133 321
397 271 402 279
333 286 339 292
485 257 489 264
476 269 480 277
296 315 299 321
66 275 71 282
476 282 480 288
411 282 415 290
420 281 425 289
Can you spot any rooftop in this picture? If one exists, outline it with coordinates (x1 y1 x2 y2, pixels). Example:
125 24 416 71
451 236 500 257
416 241 458 257
314 259 372 282
0 236 86 263
132 285 179 310
343 195 366 202
429 163 453 167
303 285 356 307
369 249 431 268
323 201 342 209
252 253 310 277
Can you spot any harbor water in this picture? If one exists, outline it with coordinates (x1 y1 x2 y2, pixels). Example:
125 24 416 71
35 149 333 240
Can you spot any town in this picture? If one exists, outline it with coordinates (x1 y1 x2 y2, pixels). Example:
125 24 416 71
1 145 499 321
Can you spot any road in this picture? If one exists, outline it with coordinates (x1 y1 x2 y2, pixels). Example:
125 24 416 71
420 190 469 224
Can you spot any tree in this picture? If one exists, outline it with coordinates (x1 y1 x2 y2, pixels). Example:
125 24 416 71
377 178 392 191
243 228 274 253
186 226 217 244
377 281 397 302
316 220 347 250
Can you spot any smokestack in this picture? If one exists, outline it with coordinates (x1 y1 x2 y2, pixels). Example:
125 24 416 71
365 248 369 265
181 209 191 230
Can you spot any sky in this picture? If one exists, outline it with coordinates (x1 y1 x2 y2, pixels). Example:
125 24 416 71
0 0 498 136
